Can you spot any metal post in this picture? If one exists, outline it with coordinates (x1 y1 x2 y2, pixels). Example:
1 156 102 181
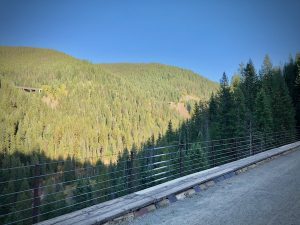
179 143 184 177
264 133 267 150
212 140 215 167
128 150 134 191
32 164 41 224
260 133 263 152
249 133 253 156
234 138 238 160
145 146 154 188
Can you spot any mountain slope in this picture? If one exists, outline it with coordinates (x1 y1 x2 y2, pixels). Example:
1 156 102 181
0 46 218 160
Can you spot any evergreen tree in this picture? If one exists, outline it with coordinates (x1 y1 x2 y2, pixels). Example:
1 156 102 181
190 102 200 140
14 180 32 225
128 144 139 192
284 54 300 128
255 89 273 133
166 120 174 143
232 85 247 137
216 73 236 138
260 55 273 92
64 155 76 183
270 69 295 131
241 60 259 154
242 60 259 116
295 69 300 128
208 94 219 139
0 181 15 224
73 178 93 210
93 160 108 204
41 181 67 220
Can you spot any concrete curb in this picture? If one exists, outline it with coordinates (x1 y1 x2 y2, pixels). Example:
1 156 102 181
38 141 300 225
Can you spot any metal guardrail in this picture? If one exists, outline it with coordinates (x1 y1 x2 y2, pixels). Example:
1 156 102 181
0 129 299 224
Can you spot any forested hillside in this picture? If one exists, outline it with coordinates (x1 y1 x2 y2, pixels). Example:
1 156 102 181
0 47 218 161
0 48 299 224
163 55 299 147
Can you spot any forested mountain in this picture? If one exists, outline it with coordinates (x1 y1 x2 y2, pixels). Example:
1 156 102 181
1 47 299 224
0 47 218 161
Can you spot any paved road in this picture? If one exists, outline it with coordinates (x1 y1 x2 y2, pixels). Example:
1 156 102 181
124 148 300 225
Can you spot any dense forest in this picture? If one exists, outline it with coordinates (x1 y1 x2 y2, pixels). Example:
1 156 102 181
0 47 218 162
0 47 299 224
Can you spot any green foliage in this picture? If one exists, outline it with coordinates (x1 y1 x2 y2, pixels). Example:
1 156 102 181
14 180 32 225
41 181 67 220
161 55 297 163
255 89 273 133
216 73 236 138
0 47 218 161
0 47 298 225
241 60 259 134
73 178 93 210
283 54 300 127
270 69 295 131
232 85 247 137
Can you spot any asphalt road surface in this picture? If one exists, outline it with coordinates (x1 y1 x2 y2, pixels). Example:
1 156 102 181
124 148 300 225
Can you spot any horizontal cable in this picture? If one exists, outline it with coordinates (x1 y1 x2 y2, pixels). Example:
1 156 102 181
1 129 296 171
1 131 298 223
0 134 297 204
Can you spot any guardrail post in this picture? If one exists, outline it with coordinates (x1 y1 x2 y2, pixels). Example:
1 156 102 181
260 133 263 152
128 150 134 192
32 164 41 224
234 138 238 160
179 143 184 177
249 133 253 156
264 133 267 150
212 140 215 167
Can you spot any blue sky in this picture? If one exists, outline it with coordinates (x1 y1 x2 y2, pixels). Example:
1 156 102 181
0 0 300 82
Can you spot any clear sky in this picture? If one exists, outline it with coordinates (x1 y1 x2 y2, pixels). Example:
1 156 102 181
1 0 300 82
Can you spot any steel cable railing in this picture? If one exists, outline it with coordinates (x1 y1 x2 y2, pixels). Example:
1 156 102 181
0 131 297 205
0 137 255 198
0 130 297 210
0 129 290 172
0 129 299 225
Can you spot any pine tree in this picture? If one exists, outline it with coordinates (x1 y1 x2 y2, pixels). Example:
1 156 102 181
64 155 75 183
255 89 273 133
241 60 259 154
283 54 300 128
14 180 32 225
242 60 259 115
190 102 200 140
93 160 109 204
295 69 300 128
217 73 236 138
41 180 63 220
256 56 275 135
260 55 273 92
73 178 93 210
0 181 15 224
166 120 174 143
270 69 295 131
208 94 219 139
232 85 247 137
